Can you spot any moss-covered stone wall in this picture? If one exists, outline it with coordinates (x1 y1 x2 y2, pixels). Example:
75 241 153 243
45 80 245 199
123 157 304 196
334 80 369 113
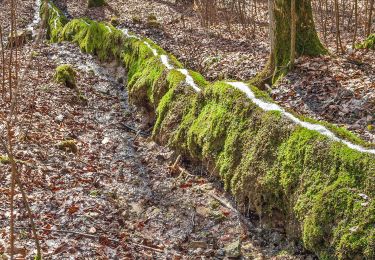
42 2 375 258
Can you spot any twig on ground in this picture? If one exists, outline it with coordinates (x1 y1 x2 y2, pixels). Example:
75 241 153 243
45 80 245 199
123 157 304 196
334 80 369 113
120 123 149 137
208 192 254 228
15 226 166 254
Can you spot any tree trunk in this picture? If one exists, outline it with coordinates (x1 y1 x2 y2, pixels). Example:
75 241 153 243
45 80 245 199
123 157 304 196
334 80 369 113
258 0 326 85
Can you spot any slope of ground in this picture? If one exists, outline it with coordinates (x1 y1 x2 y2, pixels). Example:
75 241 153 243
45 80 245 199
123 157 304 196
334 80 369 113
56 0 374 143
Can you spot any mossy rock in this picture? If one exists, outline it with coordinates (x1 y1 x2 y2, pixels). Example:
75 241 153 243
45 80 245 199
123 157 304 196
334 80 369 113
57 140 78 153
60 18 124 61
0 155 10 164
88 0 105 8
147 20 161 29
54 64 77 89
155 80 375 259
40 1 68 42
110 16 119 26
356 34 375 50
132 16 142 24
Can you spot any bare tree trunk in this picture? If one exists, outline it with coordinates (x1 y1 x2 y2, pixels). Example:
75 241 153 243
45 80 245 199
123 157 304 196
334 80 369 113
0 25 5 98
334 0 344 53
367 0 374 36
290 0 296 68
352 0 358 48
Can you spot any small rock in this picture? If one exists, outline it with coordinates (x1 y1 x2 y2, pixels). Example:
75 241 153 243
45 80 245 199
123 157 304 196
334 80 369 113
224 239 241 258
102 137 110 145
358 193 369 200
55 114 64 123
196 206 211 217
349 226 359 232
88 227 96 234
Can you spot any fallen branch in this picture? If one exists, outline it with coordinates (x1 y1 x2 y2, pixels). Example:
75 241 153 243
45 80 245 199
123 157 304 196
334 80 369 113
15 227 165 254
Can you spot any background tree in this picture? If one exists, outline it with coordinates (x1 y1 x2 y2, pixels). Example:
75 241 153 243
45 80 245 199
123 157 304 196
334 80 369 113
257 0 327 85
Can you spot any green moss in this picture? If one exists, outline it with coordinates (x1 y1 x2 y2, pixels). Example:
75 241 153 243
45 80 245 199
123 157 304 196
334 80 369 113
263 128 374 259
0 155 10 164
122 39 186 113
355 34 375 50
40 1 68 42
88 0 106 8
110 16 119 26
189 70 209 88
54 64 77 89
152 78 375 259
60 19 124 61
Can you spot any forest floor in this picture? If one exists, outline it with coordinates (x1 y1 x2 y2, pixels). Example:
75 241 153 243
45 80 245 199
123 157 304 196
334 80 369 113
0 1 317 259
0 0 373 258
58 0 375 144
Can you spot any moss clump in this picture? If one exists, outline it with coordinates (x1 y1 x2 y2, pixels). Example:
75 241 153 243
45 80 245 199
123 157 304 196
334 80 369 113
121 39 186 114
355 34 375 50
263 128 375 259
40 1 68 42
57 140 78 153
54 64 77 89
110 16 119 26
60 19 124 61
132 16 142 24
147 20 161 29
0 155 10 164
88 0 106 8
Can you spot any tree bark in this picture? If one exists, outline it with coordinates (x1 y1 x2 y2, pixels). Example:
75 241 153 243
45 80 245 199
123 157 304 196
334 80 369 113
257 0 326 85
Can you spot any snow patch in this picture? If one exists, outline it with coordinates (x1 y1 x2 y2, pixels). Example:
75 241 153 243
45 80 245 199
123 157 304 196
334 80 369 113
227 82 375 155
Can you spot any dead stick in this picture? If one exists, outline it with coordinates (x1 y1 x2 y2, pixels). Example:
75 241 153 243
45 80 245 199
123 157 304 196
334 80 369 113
15 227 165 253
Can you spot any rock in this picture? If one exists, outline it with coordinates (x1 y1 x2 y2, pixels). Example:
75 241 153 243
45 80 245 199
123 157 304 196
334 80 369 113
6 29 32 48
55 114 64 123
88 227 96 234
189 240 208 249
88 0 106 8
270 231 283 244
224 239 241 258
54 64 77 89
101 137 110 145
196 206 210 217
